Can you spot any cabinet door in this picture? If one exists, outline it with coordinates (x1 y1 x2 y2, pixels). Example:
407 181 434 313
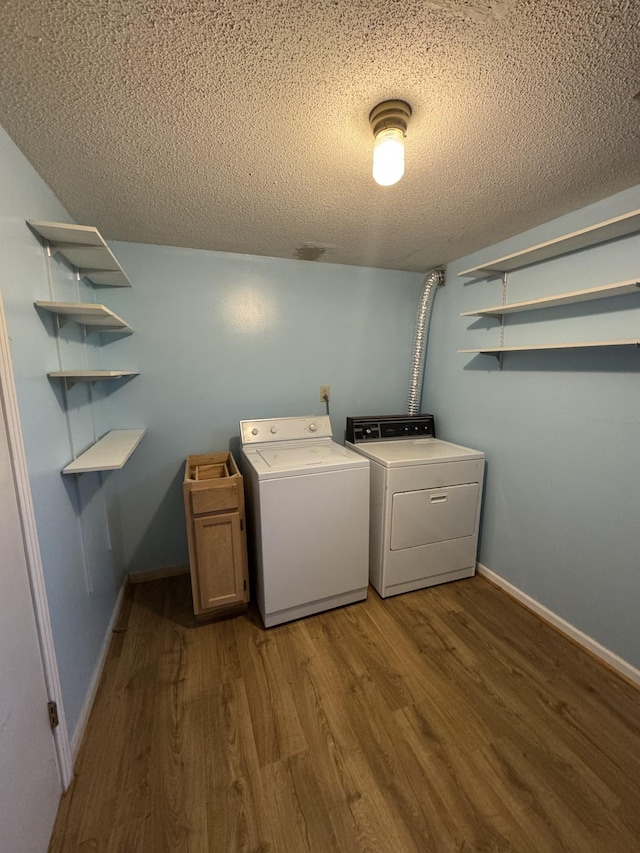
193 512 246 613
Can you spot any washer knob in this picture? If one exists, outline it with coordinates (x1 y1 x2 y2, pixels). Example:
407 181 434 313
270 426 278 434
308 422 318 432
251 427 259 436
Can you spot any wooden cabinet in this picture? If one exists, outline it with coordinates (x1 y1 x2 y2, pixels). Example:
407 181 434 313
183 452 249 621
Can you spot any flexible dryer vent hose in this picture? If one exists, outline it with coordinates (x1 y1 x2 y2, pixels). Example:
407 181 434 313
407 267 445 415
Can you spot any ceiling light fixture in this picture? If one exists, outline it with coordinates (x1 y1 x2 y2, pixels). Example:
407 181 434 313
369 99 412 187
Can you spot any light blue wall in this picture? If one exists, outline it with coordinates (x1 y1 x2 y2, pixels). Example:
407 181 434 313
9 96 636 732
99 242 424 573
1 122 424 740
424 185 640 670
0 126 126 740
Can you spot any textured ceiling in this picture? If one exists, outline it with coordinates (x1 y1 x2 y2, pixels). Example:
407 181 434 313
0 0 639 272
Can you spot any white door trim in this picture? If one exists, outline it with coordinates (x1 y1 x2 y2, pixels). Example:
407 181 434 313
0 291 73 788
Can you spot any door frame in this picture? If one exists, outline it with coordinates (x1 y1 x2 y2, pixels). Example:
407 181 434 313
0 291 73 788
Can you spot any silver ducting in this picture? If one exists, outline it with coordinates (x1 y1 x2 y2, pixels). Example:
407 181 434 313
407 267 445 415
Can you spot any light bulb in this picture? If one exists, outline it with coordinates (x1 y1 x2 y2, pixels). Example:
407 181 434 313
372 127 405 186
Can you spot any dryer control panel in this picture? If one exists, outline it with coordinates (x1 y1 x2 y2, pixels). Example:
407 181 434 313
346 414 436 443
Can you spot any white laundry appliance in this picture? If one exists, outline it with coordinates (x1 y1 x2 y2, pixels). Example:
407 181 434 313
345 414 484 598
240 415 370 628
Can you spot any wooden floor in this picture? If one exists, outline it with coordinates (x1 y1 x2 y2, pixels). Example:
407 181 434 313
49 575 640 852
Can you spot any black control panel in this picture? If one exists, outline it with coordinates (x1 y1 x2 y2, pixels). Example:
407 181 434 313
346 414 436 443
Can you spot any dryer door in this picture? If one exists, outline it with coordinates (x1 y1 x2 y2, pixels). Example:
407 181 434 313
390 483 479 550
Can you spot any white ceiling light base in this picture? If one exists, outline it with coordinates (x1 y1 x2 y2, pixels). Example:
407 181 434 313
369 100 412 187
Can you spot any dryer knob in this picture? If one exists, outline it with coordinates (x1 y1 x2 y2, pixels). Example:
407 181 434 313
270 426 278 434
308 422 318 432
251 428 259 436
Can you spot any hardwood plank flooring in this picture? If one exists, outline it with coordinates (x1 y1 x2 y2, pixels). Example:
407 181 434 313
49 575 640 852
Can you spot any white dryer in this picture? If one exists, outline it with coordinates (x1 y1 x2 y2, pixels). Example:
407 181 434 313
346 414 484 598
240 415 370 628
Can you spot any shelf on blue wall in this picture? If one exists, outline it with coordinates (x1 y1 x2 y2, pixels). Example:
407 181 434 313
35 300 133 333
27 220 132 287
62 429 146 474
458 209 640 278
459 339 640 355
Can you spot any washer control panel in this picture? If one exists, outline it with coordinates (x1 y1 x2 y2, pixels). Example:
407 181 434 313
240 415 332 445
346 414 436 443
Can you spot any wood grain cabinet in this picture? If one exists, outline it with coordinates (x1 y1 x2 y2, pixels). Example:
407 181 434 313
183 452 249 620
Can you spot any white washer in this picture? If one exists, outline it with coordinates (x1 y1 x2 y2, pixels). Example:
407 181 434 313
346 414 485 598
240 415 370 628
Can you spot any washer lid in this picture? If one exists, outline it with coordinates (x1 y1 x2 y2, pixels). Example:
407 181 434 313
243 439 369 478
348 438 484 466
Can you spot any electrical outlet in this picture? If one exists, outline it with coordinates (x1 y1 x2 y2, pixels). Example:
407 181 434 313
320 385 330 402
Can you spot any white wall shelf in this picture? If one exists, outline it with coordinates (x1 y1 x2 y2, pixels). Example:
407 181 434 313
62 429 146 475
458 209 640 278
461 279 640 319
28 218 141 474
48 370 139 390
459 339 640 357
35 301 133 333
27 220 132 287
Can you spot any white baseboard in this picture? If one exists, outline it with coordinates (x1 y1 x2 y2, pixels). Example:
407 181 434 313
477 563 640 688
70 577 128 760
70 564 190 758
128 563 189 583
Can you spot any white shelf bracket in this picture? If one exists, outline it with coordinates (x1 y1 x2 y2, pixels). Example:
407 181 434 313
500 273 508 348
486 351 503 369
61 376 101 390
47 242 68 260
